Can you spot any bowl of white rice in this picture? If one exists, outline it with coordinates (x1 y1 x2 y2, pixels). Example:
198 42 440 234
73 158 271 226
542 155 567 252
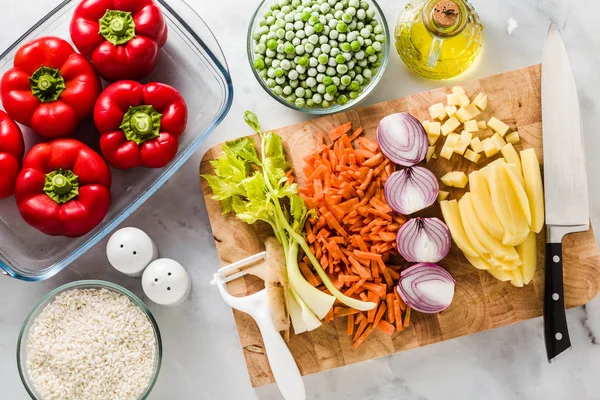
17 281 162 400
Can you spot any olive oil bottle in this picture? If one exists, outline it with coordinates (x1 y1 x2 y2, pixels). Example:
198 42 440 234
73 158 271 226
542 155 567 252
395 0 484 79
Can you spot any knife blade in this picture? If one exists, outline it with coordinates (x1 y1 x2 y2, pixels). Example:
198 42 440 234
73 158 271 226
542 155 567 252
542 23 589 363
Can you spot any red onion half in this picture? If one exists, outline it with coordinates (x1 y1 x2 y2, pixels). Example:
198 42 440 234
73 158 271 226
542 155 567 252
384 166 439 215
376 113 428 167
397 218 451 263
397 263 455 313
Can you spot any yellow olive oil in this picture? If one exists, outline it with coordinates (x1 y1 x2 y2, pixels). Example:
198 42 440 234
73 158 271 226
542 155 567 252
395 0 484 80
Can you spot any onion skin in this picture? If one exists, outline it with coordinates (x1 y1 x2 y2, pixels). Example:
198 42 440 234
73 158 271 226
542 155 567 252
384 166 439 215
396 217 451 263
376 113 428 167
397 263 455 313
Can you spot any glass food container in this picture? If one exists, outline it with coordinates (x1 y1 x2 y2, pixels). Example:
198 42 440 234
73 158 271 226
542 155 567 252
248 0 391 115
17 280 163 400
0 0 233 281
394 0 484 79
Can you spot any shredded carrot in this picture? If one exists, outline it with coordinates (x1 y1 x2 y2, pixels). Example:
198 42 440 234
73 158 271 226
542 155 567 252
298 121 408 347
394 300 403 332
403 306 411 327
377 319 395 336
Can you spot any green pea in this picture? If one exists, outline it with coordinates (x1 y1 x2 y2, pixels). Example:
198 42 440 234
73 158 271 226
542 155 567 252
349 81 360 91
323 76 333 85
318 54 329 64
314 23 324 33
254 59 265 70
365 45 376 56
341 42 351 52
349 91 358 99
298 56 309 67
275 68 284 77
302 11 311 21
338 94 349 105
309 15 319 25
295 98 306 108
306 99 315 107
285 43 295 55
336 21 348 33
335 54 346 64
267 39 278 51
341 75 351 86
342 13 352 23
326 85 337 96
351 40 361 51
321 100 331 108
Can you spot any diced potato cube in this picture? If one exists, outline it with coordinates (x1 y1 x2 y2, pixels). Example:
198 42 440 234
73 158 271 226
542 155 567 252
426 146 436 163
464 149 481 163
437 190 449 202
427 121 441 135
441 171 469 188
454 139 470 155
433 153 438 159
506 131 520 144
488 116 510 136
464 120 479 132
445 133 460 148
441 116 461 136
460 130 472 142
440 145 454 160
470 137 483 153
428 132 440 146
477 120 487 130
482 138 499 157
452 86 466 95
459 93 471 107
455 107 471 123
472 93 485 105
445 105 458 117
422 120 430 132
447 94 460 106
464 104 481 119
475 95 488 111
491 132 507 149
429 103 447 121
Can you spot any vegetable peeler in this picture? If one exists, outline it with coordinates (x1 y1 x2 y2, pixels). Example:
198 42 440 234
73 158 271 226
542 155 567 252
210 252 306 400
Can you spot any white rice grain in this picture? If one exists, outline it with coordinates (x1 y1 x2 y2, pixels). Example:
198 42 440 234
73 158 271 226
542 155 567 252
26 288 156 400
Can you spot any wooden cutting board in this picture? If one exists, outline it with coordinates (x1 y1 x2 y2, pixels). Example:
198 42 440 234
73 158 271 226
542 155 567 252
199 65 600 387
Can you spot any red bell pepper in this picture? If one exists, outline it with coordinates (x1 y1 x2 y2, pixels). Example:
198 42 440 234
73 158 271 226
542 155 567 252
0 36 102 140
0 111 24 199
94 80 188 169
15 139 112 237
70 0 168 81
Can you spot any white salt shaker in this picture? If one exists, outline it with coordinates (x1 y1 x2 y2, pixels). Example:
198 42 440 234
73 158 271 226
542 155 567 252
106 227 158 277
142 258 192 306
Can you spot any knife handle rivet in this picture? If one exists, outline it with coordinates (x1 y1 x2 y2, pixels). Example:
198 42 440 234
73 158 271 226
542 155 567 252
552 293 560 301
555 332 563 341
553 255 560 263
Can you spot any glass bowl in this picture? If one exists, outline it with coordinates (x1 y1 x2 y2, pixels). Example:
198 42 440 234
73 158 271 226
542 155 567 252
247 0 390 115
17 280 162 400
0 0 233 281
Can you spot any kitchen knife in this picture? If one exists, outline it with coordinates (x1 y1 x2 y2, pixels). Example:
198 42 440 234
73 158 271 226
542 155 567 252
541 24 589 362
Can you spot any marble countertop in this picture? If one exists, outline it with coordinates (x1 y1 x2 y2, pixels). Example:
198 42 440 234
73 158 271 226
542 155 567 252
2 0 600 399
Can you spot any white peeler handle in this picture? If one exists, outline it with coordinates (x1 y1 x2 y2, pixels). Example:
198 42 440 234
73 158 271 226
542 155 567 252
254 312 306 400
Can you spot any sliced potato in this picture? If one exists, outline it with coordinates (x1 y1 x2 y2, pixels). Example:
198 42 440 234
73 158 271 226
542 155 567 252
464 254 491 271
498 165 531 246
510 267 524 287
484 165 523 246
517 231 537 285
440 200 478 258
488 268 514 282
461 193 521 262
520 148 545 233
500 143 522 173
502 164 532 227
469 170 505 241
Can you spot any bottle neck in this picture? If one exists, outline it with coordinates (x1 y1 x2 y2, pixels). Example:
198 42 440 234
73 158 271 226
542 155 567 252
422 0 469 38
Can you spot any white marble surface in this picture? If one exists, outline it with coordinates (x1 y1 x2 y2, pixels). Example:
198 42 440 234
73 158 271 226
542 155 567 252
2 0 600 399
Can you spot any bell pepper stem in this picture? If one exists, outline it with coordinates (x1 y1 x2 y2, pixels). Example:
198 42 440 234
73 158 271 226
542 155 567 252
99 10 136 46
30 66 66 103
43 169 79 204
120 105 162 145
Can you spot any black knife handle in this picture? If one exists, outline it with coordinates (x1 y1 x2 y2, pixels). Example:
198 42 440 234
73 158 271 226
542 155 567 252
544 242 571 362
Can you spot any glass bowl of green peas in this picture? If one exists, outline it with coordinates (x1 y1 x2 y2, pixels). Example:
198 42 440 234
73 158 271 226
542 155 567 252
248 0 390 114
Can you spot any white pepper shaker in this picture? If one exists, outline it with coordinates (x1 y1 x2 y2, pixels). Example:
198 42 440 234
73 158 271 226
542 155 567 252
142 258 192 306
106 227 158 277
